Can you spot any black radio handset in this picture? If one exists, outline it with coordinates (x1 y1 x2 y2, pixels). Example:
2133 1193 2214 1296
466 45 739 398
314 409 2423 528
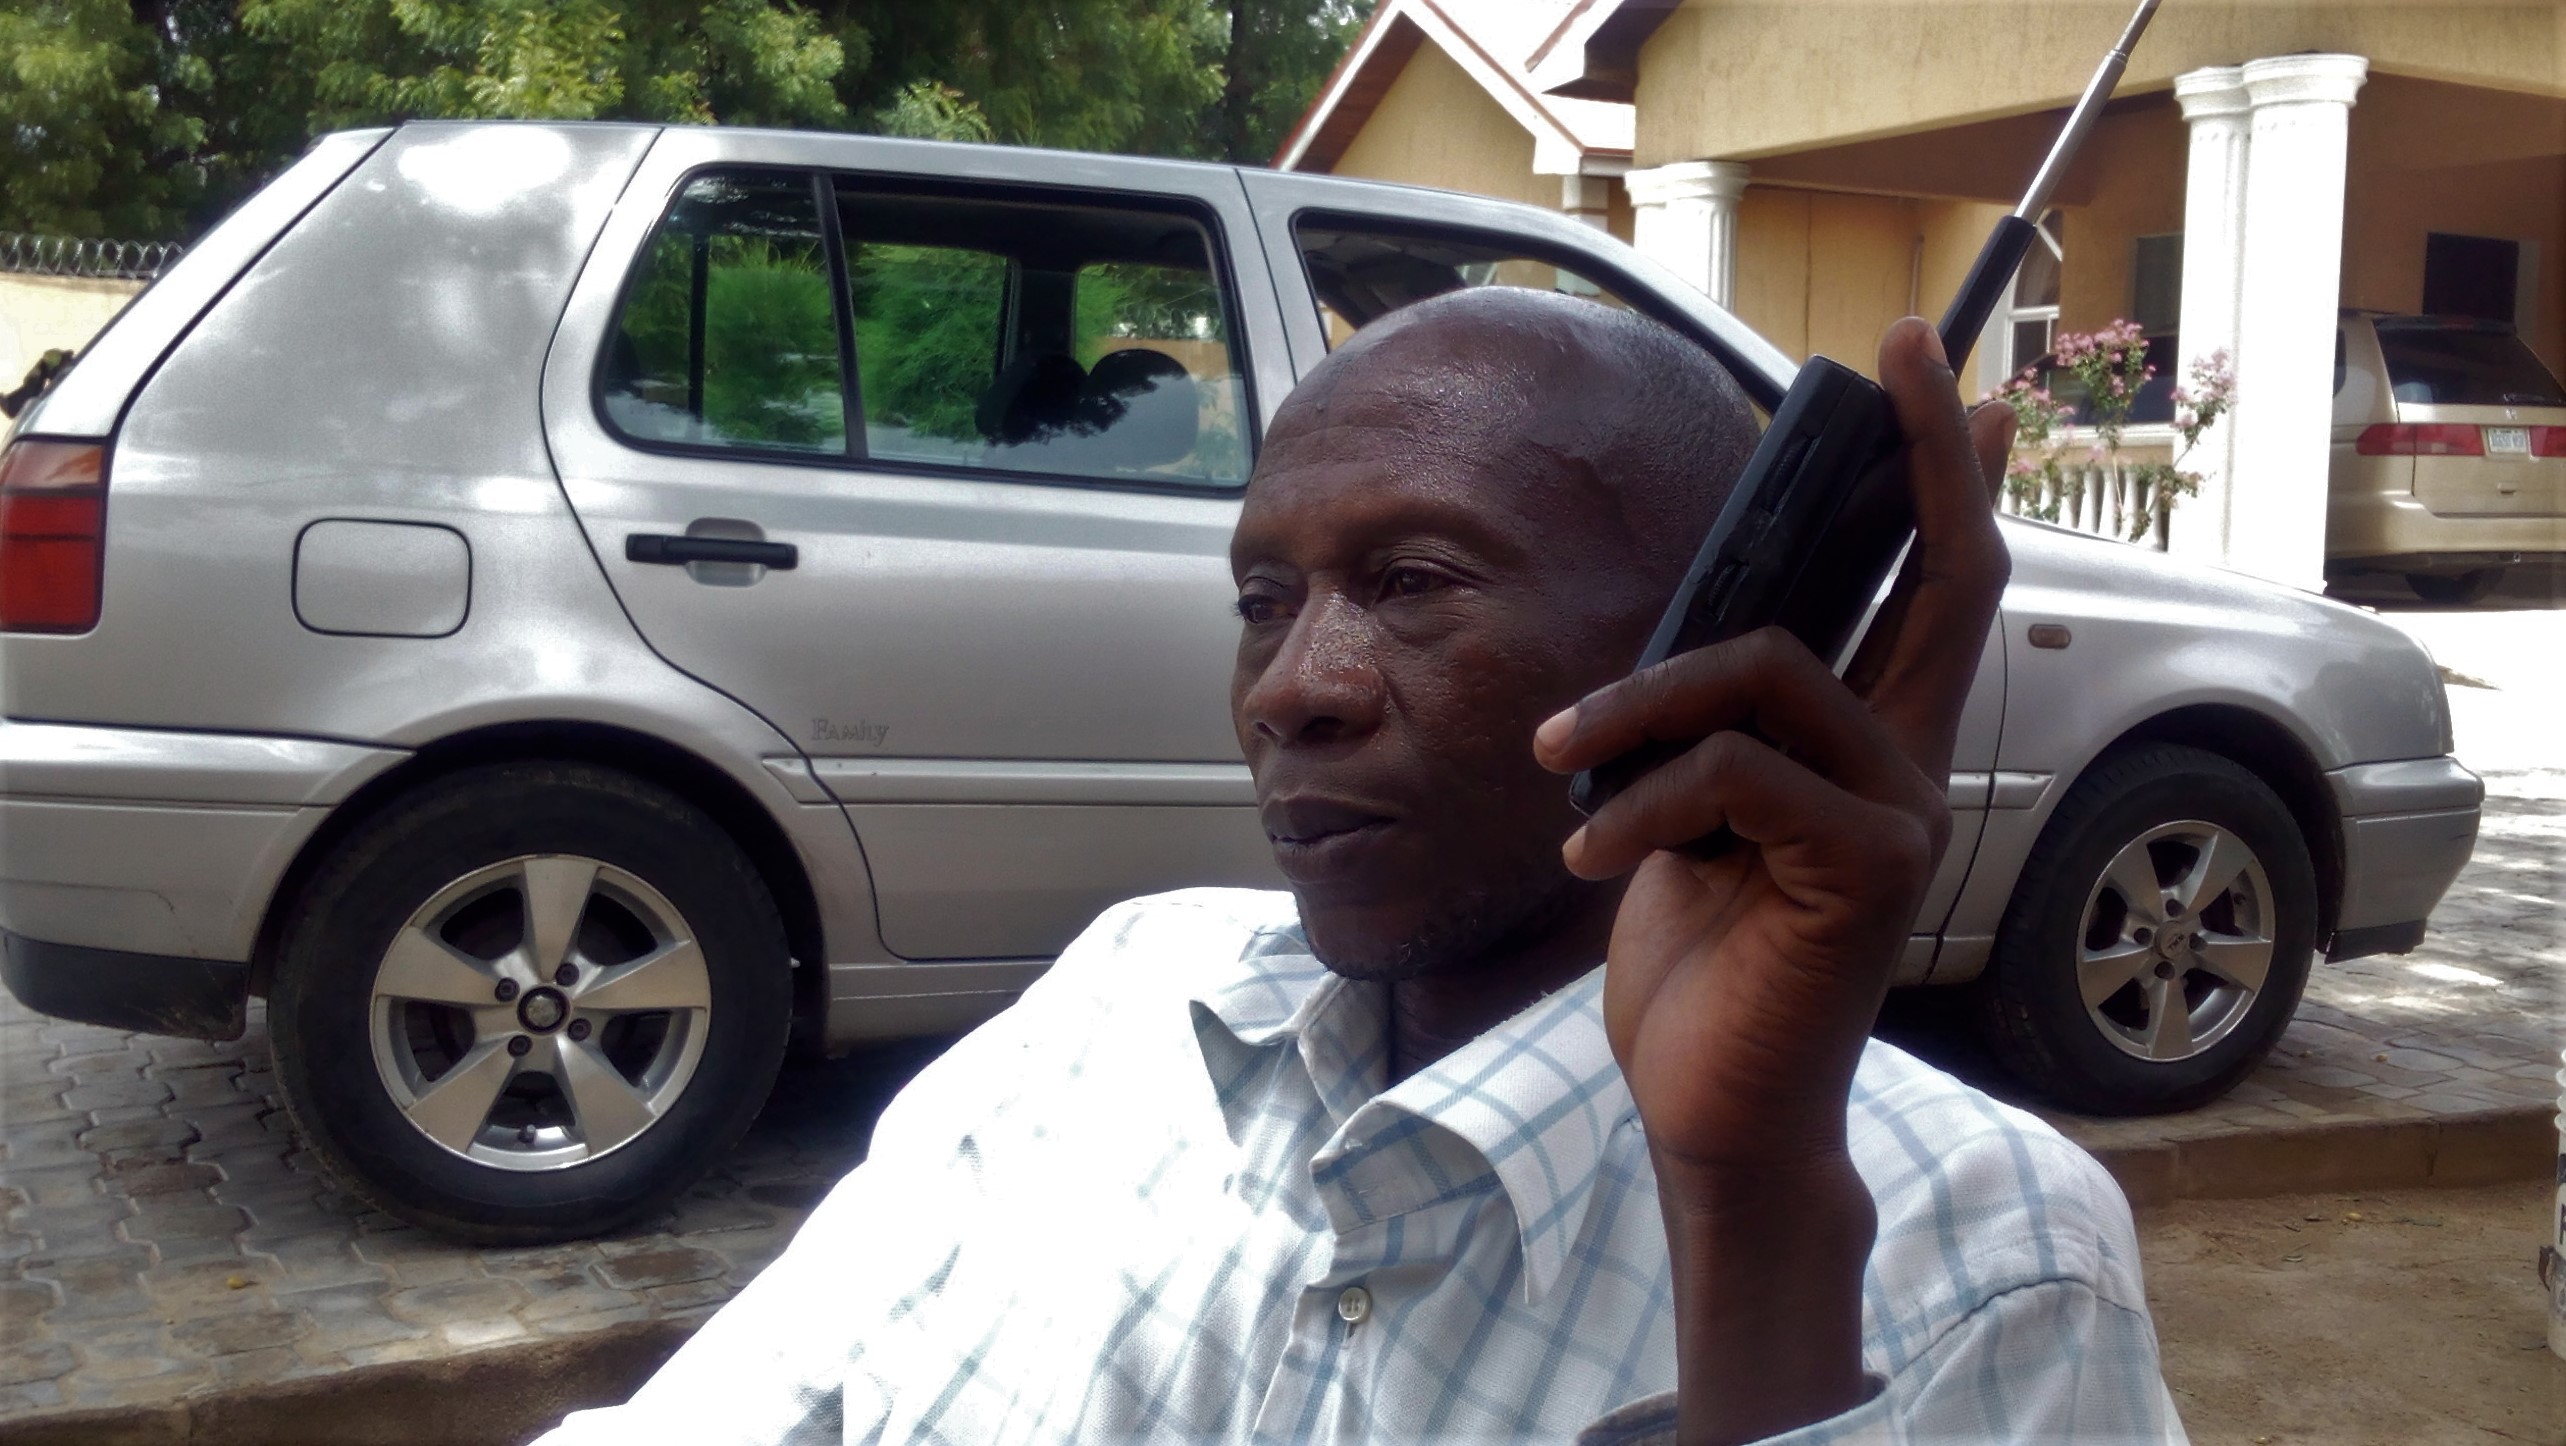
1569 0 2162 850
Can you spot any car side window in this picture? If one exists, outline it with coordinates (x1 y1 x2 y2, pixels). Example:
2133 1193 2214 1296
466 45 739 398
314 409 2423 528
844 239 1008 467
1073 261 1249 481
602 171 849 456
839 183 1252 490
1293 219 1631 348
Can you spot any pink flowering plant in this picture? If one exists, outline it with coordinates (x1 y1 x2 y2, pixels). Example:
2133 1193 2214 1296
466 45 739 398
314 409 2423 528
1988 371 2077 523
2056 319 2153 454
2125 348 2236 540
1989 320 2233 543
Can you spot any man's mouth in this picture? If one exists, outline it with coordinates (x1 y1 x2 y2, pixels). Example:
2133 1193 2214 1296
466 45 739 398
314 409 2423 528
1260 795 1398 881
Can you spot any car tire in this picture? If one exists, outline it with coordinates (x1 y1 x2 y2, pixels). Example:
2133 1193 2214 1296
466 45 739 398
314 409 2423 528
269 761 793 1243
2405 568 2502 605
1972 743 2316 1116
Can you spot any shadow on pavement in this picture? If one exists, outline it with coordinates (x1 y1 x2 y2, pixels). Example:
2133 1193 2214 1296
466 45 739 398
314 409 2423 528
2325 555 2566 612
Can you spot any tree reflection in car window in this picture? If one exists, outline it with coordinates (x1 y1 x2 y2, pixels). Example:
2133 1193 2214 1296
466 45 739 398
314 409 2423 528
604 173 847 455
845 241 1008 463
603 171 1254 491
838 185 1252 490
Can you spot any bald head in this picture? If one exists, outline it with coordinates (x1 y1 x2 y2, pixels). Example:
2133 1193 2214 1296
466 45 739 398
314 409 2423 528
1229 286 1764 984
1261 287 1759 591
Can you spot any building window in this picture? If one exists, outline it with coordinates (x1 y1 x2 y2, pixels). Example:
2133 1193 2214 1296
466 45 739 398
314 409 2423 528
2003 211 2065 380
2131 233 2183 338
2422 233 2522 326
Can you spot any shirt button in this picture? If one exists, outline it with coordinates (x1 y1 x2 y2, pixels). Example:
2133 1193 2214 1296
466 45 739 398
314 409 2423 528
1336 1286 1371 1325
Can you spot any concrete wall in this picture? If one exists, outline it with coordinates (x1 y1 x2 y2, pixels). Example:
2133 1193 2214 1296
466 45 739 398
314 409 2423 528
2055 101 2189 340
1727 190 2014 375
0 273 142 395
1635 1 2564 167
1334 42 1560 214
1734 190 1909 365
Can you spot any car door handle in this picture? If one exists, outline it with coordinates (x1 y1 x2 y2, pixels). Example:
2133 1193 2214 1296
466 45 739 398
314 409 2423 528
626 534 798 570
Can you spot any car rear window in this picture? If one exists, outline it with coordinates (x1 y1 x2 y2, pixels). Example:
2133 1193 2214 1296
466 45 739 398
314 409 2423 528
1293 221 1632 349
2375 325 2566 407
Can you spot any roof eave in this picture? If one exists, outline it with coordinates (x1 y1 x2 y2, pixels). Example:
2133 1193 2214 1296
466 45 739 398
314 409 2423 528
1525 0 1683 103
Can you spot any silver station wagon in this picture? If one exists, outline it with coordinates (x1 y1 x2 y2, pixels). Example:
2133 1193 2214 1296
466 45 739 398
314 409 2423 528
0 122 2482 1241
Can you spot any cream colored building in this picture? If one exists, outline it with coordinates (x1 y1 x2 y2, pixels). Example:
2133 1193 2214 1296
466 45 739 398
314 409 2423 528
0 272 142 401
1280 0 2566 591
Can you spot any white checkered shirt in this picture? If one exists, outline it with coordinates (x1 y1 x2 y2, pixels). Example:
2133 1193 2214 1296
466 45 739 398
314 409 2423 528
535 889 2184 1445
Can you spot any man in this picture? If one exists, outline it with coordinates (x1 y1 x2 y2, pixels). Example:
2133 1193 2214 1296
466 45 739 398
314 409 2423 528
536 290 2182 1444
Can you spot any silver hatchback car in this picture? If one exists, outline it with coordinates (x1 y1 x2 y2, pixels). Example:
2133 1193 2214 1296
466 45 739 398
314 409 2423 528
1 123 2481 1241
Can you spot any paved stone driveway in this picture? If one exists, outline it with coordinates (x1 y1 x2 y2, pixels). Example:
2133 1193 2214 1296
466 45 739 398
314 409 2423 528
0 1006 944 1418
1880 760 2566 1156
2 608 2557 1429
1889 603 2565 1157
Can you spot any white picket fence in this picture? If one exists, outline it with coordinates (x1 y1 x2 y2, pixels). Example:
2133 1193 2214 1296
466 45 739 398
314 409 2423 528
1998 430 2180 551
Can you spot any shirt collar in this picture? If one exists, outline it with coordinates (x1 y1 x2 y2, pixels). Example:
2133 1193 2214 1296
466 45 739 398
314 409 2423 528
1188 914 1637 1306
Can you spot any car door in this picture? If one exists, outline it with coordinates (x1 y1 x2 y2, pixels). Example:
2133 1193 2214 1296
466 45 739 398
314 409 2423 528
543 131 1296 962
1238 171 2001 961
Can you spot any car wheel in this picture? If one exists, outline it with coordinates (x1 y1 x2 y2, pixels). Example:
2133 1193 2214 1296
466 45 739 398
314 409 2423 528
269 761 792 1243
1972 743 2316 1116
2405 568 2502 605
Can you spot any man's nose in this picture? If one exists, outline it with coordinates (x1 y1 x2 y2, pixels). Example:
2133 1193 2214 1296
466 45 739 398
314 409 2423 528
1243 594 1385 747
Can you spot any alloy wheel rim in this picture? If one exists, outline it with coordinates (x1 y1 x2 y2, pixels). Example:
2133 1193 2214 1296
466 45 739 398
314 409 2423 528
367 855 712 1172
2074 820 2275 1063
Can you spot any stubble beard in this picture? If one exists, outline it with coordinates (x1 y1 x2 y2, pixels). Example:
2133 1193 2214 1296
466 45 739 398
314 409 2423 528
1302 848 1587 984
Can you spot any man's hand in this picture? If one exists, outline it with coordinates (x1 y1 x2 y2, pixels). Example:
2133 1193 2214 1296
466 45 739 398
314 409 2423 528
1532 318 2014 1445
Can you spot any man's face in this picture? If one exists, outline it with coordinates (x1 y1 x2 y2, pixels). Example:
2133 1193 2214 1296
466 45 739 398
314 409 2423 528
1228 343 1663 979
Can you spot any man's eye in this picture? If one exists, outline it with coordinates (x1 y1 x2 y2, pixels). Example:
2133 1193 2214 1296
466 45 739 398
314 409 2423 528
1235 594 1284 625
1382 566 1441 599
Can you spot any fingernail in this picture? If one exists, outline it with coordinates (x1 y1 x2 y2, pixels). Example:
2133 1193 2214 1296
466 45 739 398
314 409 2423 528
1535 706 1577 753
1921 325 1950 371
1561 826 1588 870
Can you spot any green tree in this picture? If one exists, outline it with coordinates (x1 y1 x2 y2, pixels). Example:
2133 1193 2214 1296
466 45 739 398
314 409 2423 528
1206 0 1369 164
236 0 849 129
0 0 1375 240
831 0 1368 162
869 78 992 143
0 0 209 236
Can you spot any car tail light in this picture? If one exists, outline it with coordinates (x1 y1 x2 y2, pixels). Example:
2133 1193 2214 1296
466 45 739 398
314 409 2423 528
2354 424 2484 457
2533 427 2566 458
0 438 108 633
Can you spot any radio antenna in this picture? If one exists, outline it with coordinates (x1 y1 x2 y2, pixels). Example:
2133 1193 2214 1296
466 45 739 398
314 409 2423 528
1938 0 2163 362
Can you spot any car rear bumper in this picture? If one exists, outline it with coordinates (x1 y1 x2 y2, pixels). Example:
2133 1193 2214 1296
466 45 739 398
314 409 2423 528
0 719 405 968
2325 756 2482 954
2325 498 2566 566
2 930 250 1040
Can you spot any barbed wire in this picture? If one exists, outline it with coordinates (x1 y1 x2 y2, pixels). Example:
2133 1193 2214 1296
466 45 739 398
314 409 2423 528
0 232 186 281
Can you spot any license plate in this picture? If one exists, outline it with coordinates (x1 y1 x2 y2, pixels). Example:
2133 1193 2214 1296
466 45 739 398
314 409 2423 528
2485 426 2530 455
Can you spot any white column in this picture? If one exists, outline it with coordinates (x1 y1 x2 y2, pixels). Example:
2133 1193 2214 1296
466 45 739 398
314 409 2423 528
2227 53 2367 591
1625 160 1750 309
1558 173 1612 231
2167 66 2250 568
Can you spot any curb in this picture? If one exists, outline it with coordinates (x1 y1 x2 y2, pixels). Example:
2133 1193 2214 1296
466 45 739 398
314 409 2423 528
2085 1105 2557 1208
0 1316 699 1446
3 1110 2552 1441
